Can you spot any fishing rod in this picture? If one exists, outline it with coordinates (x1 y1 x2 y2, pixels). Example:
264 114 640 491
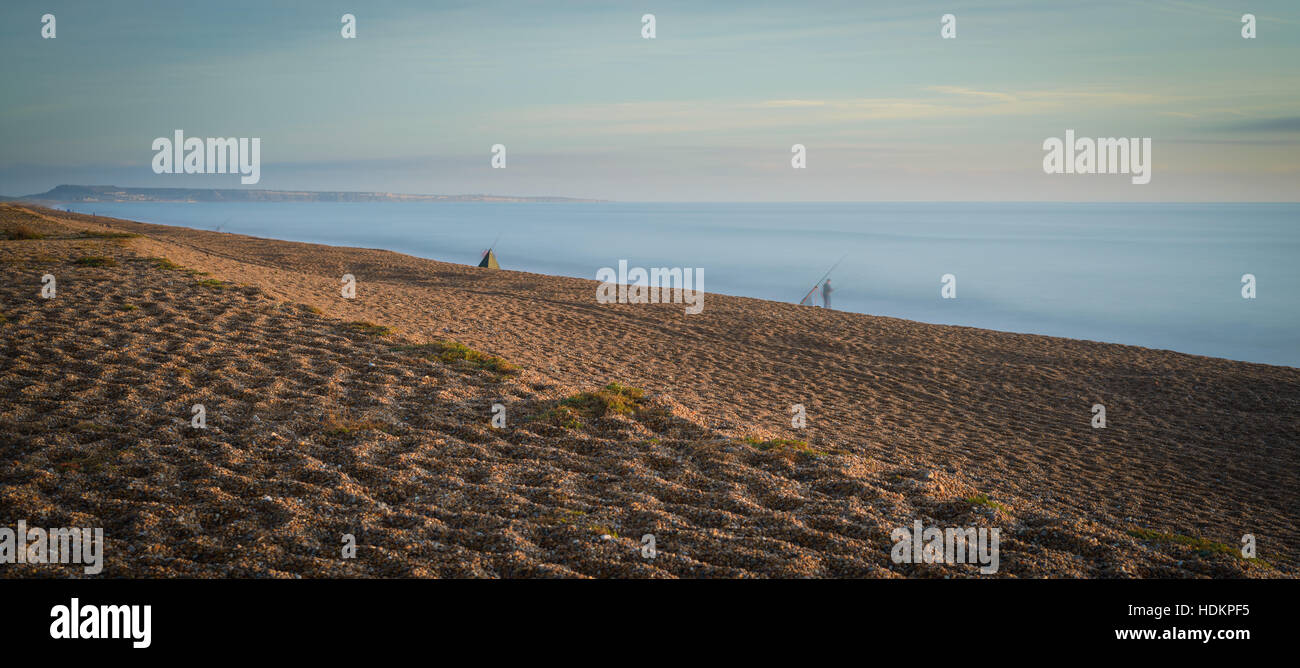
799 253 848 305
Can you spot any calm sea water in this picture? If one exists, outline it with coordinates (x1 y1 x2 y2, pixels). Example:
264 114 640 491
63 201 1300 367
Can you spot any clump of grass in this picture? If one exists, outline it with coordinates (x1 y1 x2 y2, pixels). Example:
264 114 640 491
392 341 518 374
78 230 140 239
742 436 807 451
1127 527 1266 565
72 421 119 434
119 304 137 311
0 314 8 326
546 509 587 525
738 436 825 458
300 303 323 315
534 383 647 429
149 257 183 271
587 524 619 539
561 382 645 418
196 278 230 289
74 256 117 268
966 494 1007 513
348 321 394 337
2 225 44 240
535 405 584 429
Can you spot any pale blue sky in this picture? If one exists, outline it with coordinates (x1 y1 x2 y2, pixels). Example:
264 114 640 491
2 0 1297 200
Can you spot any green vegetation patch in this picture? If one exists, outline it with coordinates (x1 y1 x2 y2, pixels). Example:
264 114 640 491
1127 527 1268 565
196 278 230 289
966 494 1007 513
560 382 645 418
545 508 587 525
2 225 45 240
74 256 117 268
78 230 141 239
531 383 647 429
738 436 825 457
391 341 518 374
148 257 183 271
348 321 394 337
742 436 808 451
587 524 619 539
535 405 583 429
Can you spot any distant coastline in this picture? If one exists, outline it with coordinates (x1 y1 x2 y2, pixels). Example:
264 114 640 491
9 184 604 204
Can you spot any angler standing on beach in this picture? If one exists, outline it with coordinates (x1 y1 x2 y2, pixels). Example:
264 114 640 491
798 254 846 308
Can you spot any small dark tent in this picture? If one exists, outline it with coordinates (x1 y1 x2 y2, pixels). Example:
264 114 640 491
478 249 500 269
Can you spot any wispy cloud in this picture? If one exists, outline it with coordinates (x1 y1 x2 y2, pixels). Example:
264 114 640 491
760 100 828 108
1143 0 1300 25
925 86 1019 103
1217 116 1300 132
502 86 1187 138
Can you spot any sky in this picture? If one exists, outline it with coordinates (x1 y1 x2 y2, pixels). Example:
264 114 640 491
1 0 1297 201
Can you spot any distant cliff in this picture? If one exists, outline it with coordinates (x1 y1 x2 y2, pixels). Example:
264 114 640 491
19 185 602 203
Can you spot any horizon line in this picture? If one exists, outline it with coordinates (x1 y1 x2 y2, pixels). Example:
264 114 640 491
6 185 1299 206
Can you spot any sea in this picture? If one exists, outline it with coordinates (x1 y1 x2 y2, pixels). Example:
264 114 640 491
61 201 1300 367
